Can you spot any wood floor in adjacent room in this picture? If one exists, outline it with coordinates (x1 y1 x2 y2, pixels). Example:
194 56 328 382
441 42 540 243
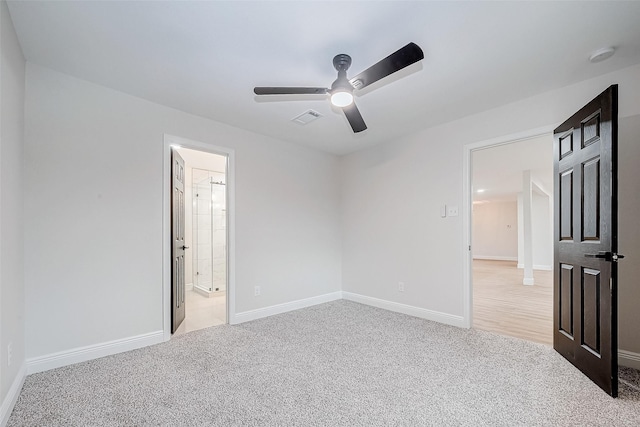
473 259 553 345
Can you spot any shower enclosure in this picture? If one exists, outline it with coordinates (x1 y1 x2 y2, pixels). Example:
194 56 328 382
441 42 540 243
192 168 227 295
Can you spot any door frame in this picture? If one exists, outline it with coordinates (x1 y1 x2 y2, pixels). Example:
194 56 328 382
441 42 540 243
462 125 554 328
162 134 236 340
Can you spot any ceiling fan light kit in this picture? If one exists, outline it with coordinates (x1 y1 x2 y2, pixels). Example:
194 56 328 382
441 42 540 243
330 91 353 107
254 42 424 133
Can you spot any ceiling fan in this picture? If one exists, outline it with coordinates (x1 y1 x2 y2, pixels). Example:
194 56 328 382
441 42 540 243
253 42 424 133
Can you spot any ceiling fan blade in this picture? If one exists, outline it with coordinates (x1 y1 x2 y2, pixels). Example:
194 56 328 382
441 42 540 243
343 102 367 133
349 42 424 90
254 87 328 95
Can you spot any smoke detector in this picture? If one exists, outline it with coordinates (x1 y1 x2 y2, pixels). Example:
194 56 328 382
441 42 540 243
589 47 615 63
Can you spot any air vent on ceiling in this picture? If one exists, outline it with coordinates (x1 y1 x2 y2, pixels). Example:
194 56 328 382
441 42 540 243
292 109 323 125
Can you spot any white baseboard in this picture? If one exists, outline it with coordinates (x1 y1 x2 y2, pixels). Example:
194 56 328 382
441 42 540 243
473 256 518 262
619 349 640 370
232 291 342 325
186 283 193 291
26 331 165 375
0 363 26 427
341 292 466 328
517 263 553 271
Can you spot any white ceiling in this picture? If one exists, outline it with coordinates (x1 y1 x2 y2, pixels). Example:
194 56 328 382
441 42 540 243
7 1 640 155
472 134 553 202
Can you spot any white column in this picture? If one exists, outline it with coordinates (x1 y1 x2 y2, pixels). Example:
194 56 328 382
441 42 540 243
522 170 534 285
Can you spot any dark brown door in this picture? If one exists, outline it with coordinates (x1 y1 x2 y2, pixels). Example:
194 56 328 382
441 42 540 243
171 149 187 333
553 85 620 396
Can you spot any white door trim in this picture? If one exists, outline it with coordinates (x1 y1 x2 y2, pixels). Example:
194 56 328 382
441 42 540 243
162 134 237 341
461 125 554 328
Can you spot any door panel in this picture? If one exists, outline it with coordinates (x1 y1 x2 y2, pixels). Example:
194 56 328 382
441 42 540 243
559 263 574 337
581 157 600 241
553 85 618 396
560 169 574 240
581 267 601 355
171 149 186 333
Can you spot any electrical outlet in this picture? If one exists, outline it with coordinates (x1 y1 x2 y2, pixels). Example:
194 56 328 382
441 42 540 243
447 206 459 217
398 282 405 292
7 342 13 367
254 286 261 296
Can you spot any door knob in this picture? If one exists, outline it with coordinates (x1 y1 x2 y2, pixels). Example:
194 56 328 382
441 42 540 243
584 251 625 262
181 245 189 250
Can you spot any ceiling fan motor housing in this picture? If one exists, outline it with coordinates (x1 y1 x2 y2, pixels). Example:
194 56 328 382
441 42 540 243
333 54 352 72
331 54 354 93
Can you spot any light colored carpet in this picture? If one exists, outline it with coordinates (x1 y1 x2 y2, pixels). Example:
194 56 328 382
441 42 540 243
8 300 640 426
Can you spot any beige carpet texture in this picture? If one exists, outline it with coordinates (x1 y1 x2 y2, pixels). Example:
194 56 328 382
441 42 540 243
8 301 640 426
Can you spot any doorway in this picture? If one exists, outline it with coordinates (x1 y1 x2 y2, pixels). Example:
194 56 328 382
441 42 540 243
163 135 235 339
466 132 554 344
174 148 227 335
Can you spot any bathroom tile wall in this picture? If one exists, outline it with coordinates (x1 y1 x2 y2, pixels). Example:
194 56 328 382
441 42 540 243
192 168 227 293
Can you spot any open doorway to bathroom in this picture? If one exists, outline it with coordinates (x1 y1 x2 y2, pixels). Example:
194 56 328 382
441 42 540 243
173 146 228 335
470 134 554 345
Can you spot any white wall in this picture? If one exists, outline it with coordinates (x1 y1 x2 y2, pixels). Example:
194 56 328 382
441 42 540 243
472 201 517 260
340 63 640 355
618 114 640 365
517 192 553 270
0 0 26 418
23 64 342 360
532 192 552 269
